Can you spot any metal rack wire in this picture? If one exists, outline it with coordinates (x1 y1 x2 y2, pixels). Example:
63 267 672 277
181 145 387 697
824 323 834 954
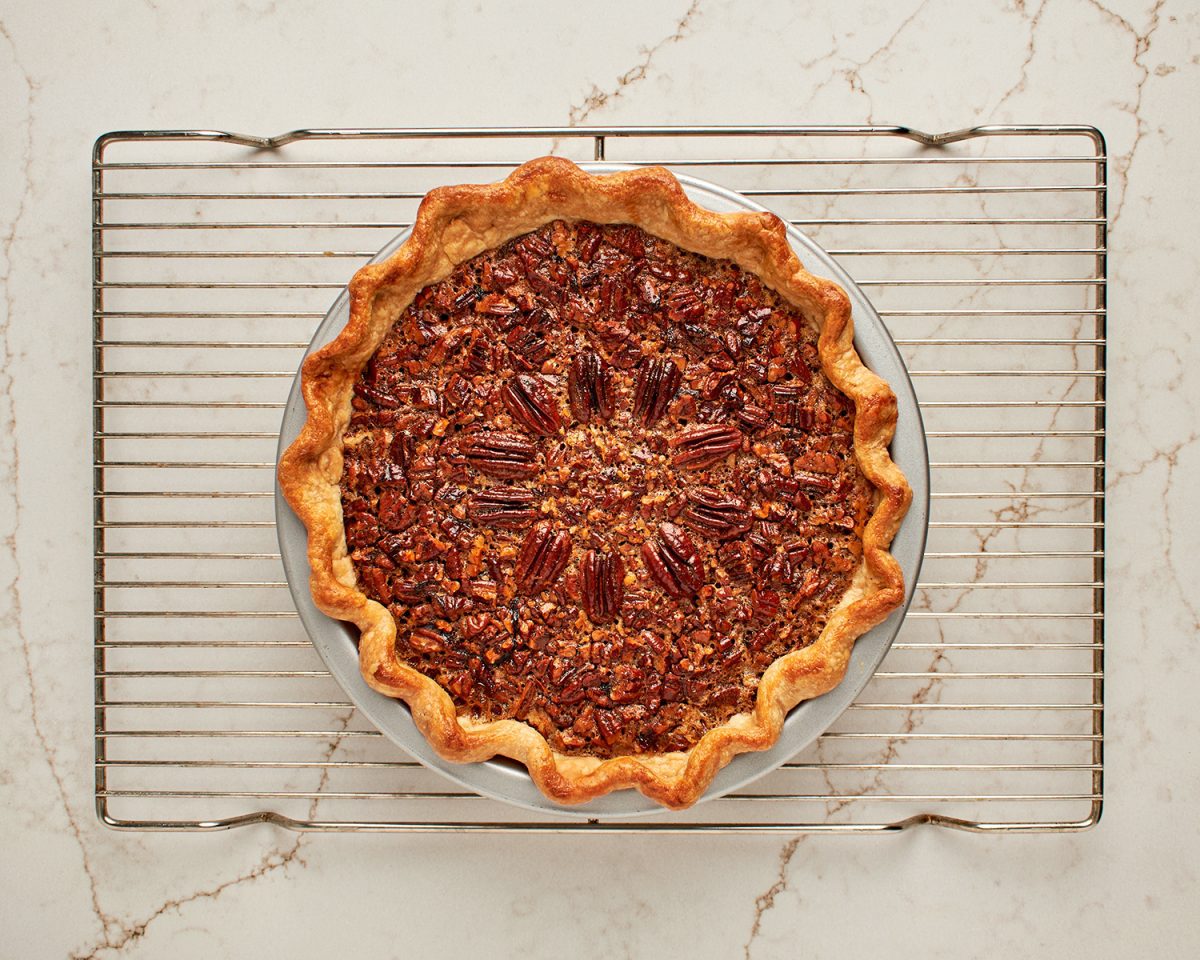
93 125 1106 832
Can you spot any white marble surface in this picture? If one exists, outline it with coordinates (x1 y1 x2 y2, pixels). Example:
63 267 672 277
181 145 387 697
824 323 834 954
2 0 1199 956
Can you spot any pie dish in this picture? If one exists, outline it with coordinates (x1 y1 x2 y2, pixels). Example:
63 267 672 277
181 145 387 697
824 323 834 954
278 157 912 809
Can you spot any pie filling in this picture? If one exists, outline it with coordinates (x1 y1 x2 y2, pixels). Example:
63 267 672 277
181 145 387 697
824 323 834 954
340 220 872 758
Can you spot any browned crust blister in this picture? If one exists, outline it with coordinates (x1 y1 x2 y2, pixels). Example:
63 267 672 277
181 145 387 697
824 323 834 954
278 157 912 809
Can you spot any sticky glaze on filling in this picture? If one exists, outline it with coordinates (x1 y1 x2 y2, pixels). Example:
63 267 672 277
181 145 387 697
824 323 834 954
340 220 872 758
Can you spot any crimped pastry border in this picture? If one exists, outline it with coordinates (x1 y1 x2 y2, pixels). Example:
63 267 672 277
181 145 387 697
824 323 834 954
278 157 912 810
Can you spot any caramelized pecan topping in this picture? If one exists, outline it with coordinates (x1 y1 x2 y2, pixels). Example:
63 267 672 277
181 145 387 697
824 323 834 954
342 219 867 758
465 336 498 373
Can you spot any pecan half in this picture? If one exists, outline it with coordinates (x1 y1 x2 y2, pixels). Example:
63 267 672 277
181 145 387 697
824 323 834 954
409 625 449 654
469 486 539 530
636 274 660 307
465 335 498 373
735 403 771 433
354 380 402 409
631 357 682 426
506 326 550 370
501 374 562 436
607 225 646 258
794 451 839 475
772 384 815 430
400 384 439 409
580 549 625 624
641 522 704 599
567 349 616 424
339 218 871 758
378 489 417 531
717 540 755 581
681 487 753 540
669 424 744 469
515 521 572 594
795 471 836 493
392 579 438 603
461 431 539 479
464 579 499 603
665 287 705 323
475 292 519 316
440 374 473 414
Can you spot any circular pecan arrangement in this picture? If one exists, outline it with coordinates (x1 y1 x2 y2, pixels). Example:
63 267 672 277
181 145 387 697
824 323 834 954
339 219 873 758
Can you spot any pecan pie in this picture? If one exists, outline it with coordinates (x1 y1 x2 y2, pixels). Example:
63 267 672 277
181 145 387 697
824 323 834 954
279 158 911 809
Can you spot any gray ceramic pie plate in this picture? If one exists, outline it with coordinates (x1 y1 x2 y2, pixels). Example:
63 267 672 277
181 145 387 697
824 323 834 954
275 166 929 819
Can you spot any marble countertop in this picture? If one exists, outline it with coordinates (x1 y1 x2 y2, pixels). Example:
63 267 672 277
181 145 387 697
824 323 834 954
2 0 1198 956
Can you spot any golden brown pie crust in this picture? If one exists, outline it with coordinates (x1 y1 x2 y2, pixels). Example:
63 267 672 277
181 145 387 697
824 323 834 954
278 157 912 809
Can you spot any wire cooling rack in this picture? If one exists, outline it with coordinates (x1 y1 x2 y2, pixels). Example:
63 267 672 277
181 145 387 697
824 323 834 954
93 125 1106 832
